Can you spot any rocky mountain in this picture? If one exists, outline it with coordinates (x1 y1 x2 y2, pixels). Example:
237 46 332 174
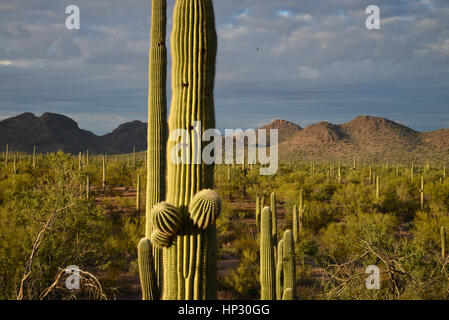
1 113 448 162
0 112 147 154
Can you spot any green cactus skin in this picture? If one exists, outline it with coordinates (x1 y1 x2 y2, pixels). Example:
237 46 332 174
282 230 296 299
78 152 82 172
13 157 17 174
189 189 221 230
292 204 298 243
276 239 284 300
32 146 36 170
270 193 278 258
151 202 182 236
260 207 276 300
337 162 341 183
138 238 160 300
411 162 414 181
442 226 446 259
376 176 380 200
86 174 90 200
162 0 218 300
139 0 168 299
86 150 89 166
282 288 294 300
256 196 261 232
151 229 173 249
298 189 305 234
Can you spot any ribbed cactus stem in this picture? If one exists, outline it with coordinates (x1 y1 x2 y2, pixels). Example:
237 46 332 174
260 207 275 300
78 152 82 172
411 162 414 180
292 204 298 243
282 288 294 300
139 0 168 299
162 0 218 300
376 176 380 200
420 176 424 210
32 146 36 169
298 189 305 233
282 230 296 299
256 196 261 232
138 238 159 300
270 192 278 258
442 226 446 259
86 174 90 200
276 239 284 300
86 150 89 166
337 162 341 183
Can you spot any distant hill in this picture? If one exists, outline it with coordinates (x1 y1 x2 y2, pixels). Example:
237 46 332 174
0 112 147 154
276 115 449 163
1 113 448 162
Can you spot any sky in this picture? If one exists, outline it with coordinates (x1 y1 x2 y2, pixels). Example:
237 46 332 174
0 0 448 135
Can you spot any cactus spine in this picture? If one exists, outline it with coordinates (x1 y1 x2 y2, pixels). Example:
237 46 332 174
161 0 218 300
260 207 275 300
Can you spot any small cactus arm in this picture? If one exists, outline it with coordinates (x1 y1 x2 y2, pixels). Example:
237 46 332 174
282 230 296 299
276 239 284 300
138 238 159 300
282 288 294 300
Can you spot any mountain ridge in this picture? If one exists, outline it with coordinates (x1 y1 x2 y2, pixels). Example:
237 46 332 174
1 112 448 162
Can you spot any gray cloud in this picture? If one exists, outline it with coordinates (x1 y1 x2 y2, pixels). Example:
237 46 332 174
0 0 448 134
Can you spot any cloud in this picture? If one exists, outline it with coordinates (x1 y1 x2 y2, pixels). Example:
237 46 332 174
0 0 448 134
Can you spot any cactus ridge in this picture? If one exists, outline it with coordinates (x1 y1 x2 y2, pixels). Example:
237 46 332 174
151 202 182 236
189 189 221 230
138 238 159 299
151 229 173 249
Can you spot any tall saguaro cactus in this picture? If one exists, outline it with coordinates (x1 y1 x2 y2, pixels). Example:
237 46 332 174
162 0 218 300
138 0 168 300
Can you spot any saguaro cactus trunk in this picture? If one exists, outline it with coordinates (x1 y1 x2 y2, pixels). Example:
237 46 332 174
138 0 168 300
162 0 218 300
260 207 275 300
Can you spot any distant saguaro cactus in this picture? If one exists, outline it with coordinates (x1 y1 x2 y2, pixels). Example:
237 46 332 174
260 207 275 300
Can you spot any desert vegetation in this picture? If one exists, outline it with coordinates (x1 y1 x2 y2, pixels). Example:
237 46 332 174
0 148 448 300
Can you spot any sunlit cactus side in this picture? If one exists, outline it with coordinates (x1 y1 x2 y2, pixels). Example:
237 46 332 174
32 146 36 169
189 189 221 230
151 202 182 236
420 176 425 210
138 238 159 300
337 162 342 183
282 288 294 300
260 207 276 300
411 162 414 181
282 230 295 299
276 239 284 300
13 157 17 174
376 176 380 200
442 226 446 259
256 196 261 232
292 204 298 243
162 0 218 300
78 152 82 172
86 174 90 200
298 189 305 234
